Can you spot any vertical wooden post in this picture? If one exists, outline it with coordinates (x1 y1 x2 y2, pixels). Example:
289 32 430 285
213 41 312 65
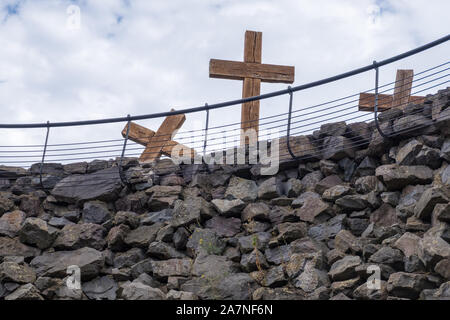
392 69 414 109
241 31 262 145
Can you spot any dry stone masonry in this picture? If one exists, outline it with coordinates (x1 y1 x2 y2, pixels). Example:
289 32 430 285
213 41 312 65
0 88 449 300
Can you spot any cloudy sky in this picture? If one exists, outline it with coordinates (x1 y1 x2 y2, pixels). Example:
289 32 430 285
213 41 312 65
0 0 448 166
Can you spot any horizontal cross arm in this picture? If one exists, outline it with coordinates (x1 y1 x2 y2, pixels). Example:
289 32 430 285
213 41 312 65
121 122 155 146
209 59 295 83
358 93 426 112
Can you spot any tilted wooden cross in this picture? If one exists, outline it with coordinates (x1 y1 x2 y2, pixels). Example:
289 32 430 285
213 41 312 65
121 109 195 163
209 30 295 144
358 69 425 112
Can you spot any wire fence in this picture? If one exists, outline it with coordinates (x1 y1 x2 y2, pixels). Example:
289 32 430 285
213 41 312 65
0 34 449 190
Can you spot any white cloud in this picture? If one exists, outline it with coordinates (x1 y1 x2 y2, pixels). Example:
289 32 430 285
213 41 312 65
0 0 448 166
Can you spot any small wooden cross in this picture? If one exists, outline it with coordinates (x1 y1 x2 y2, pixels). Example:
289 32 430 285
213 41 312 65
209 30 295 144
358 69 425 112
121 109 195 163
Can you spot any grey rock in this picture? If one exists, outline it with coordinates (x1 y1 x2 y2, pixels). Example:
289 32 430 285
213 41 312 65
63 162 87 174
0 237 41 258
295 197 330 223
300 171 324 192
186 228 225 257
181 273 256 300
141 209 173 225
434 259 450 280
380 192 400 207
318 121 347 137
275 222 307 244
375 164 433 190
263 265 287 288
328 256 361 281
192 254 235 277
120 281 165 300
82 201 111 224
240 249 269 272
369 247 404 269
355 157 378 177
48 217 74 228
322 185 352 202
52 167 123 204
355 176 385 194
395 139 423 165
314 175 343 195
224 176 258 201
211 199 245 217
30 247 104 281
205 216 241 237
4 283 44 300
113 248 145 268
166 289 198 300
173 227 189 250
19 217 58 249
83 276 118 300
418 235 450 269
334 230 362 254
416 146 442 169
322 136 355 160
387 272 434 299
152 258 192 279
241 202 270 222
147 241 185 260
238 232 271 253
370 203 399 227
53 223 105 251
124 223 163 249
392 114 434 138
106 224 130 252
295 265 330 293
0 261 36 284
170 198 203 227
257 177 282 200
0 210 26 237
264 245 291 265
393 232 421 258
335 194 375 212
414 187 449 220
319 160 340 176
308 214 346 241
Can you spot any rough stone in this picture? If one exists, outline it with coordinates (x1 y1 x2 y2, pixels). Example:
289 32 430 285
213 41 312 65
19 217 58 249
53 223 105 251
375 165 433 190
224 176 258 202
0 210 26 237
30 247 104 281
51 167 122 204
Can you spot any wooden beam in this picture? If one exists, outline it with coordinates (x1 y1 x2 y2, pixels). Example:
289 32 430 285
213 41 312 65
121 122 155 146
358 93 426 112
209 59 295 83
140 110 186 162
241 31 262 144
358 93 395 112
162 141 196 159
392 69 414 110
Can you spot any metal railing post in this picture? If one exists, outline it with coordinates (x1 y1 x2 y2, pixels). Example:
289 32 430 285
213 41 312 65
119 114 131 185
373 60 389 138
39 121 50 189
203 103 210 156
286 86 297 159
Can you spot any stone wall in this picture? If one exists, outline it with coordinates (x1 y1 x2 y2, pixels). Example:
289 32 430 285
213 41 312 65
0 88 449 300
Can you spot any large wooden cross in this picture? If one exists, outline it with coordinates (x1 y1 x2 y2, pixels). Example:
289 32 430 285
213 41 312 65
358 69 425 112
209 30 295 144
121 109 195 163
